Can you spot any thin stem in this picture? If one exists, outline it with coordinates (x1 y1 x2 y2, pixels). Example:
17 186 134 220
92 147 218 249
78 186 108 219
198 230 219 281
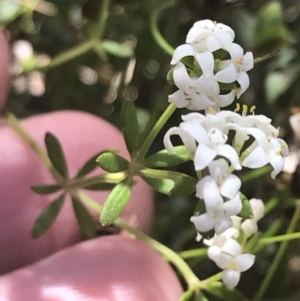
254 202 300 301
6 113 63 183
241 165 272 183
179 248 207 260
150 6 174 56
259 231 300 245
254 50 279 64
116 219 201 289
202 272 223 286
25 0 111 73
138 103 176 160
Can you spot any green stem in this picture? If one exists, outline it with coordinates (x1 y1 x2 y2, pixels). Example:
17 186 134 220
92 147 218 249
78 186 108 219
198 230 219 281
254 50 279 64
179 248 207 260
254 202 300 301
6 112 63 183
150 6 174 56
77 191 201 289
259 231 300 245
241 165 272 183
116 218 201 289
138 103 176 160
27 0 111 73
202 272 223 286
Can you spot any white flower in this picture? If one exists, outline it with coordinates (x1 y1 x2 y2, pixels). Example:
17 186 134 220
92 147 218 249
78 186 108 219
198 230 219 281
196 159 241 212
215 43 253 98
211 239 255 288
191 194 242 235
186 20 235 53
164 113 242 171
168 62 216 110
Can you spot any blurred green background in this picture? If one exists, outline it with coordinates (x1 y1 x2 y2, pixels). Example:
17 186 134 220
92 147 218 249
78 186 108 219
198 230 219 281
2 0 300 300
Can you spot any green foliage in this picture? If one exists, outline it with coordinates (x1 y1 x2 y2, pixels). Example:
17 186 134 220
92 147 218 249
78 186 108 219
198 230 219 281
84 183 116 191
31 184 61 195
145 146 190 168
32 194 65 238
166 68 175 85
121 102 139 157
97 152 129 173
0 0 20 25
142 176 175 194
45 132 69 178
71 196 98 239
170 175 197 196
100 179 132 226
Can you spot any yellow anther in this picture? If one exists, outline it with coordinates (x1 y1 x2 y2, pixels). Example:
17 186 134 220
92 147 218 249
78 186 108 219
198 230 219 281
280 143 287 150
235 58 243 64
235 103 241 112
242 104 248 113
208 107 215 114
275 151 281 156
250 105 256 113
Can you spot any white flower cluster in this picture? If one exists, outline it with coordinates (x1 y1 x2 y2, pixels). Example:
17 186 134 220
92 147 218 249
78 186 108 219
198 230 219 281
204 199 264 288
164 19 289 288
169 20 253 111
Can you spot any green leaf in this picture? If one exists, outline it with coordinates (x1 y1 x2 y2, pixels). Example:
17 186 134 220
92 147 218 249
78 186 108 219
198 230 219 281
245 232 261 254
239 193 254 219
45 132 69 178
31 184 61 195
71 197 98 239
205 282 247 301
101 40 133 57
100 179 132 226
96 152 129 173
170 175 197 196
145 146 190 168
75 151 117 178
142 176 175 195
121 102 139 157
0 0 20 25
84 183 116 191
31 194 65 238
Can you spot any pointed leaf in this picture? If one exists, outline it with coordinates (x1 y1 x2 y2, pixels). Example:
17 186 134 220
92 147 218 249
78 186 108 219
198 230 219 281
239 193 254 219
100 178 132 226
145 146 190 168
84 183 116 191
71 197 98 239
101 40 133 57
31 194 65 238
31 184 61 195
75 150 117 178
205 282 247 301
45 132 68 178
170 175 197 196
142 176 175 195
97 152 129 173
121 101 139 157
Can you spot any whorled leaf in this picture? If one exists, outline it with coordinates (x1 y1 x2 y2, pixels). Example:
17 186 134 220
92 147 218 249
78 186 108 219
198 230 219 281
121 101 139 157
31 194 65 238
45 132 69 178
71 196 98 239
96 152 129 173
170 175 197 197
100 178 132 226
75 150 117 178
144 145 190 168
205 282 247 301
31 184 61 195
84 183 116 191
142 176 175 195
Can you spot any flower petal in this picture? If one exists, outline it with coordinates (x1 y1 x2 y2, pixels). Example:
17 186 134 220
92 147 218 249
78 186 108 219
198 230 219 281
208 158 229 180
220 175 241 199
217 144 241 170
190 213 214 233
217 90 236 107
223 193 242 216
222 270 241 288
207 245 222 261
195 52 214 77
222 238 242 256
269 154 284 179
190 92 214 111
215 64 238 83
236 254 255 272
230 43 244 60
173 61 191 89
168 89 189 108
194 144 217 170
236 72 250 98
242 146 269 169
171 44 195 65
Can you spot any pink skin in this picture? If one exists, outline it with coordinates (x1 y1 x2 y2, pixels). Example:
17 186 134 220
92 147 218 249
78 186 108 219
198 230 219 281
0 236 183 301
0 30 10 110
0 110 154 274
